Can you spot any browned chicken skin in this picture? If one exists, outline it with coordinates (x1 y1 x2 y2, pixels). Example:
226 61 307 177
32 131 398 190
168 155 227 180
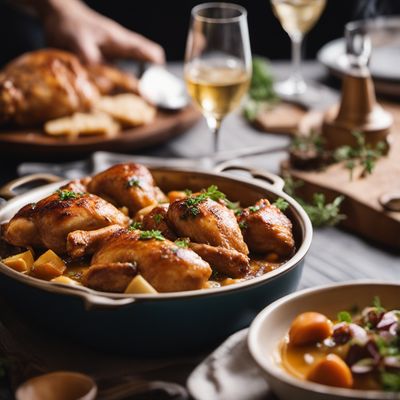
0 49 99 126
68 228 212 292
3 191 129 254
87 163 167 215
168 197 249 255
141 204 177 241
238 199 295 257
189 242 250 278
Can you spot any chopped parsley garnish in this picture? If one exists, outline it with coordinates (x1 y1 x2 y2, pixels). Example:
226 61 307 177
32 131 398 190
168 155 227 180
238 221 247 230
273 198 289 211
184 189 193 196
153 213 164 224
373 296 384 312
248 205 261 213
139 230 165 241
337 311 352 323
126 177 142 188
175 238 190 248
129 221 142 230
56 189 82 200
30 202 37 209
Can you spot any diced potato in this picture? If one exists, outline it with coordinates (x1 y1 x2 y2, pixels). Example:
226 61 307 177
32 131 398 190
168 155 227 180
50 276 81 286
167 191 188 203
31 250 66 280
125 274 157 294
134 205 157 220
119 206 129 216
2 250 34 273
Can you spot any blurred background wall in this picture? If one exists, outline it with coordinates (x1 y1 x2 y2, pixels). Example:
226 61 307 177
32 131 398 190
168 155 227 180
0 0 399 66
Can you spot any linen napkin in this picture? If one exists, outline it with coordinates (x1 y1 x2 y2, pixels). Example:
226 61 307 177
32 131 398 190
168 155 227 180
187 329 275 400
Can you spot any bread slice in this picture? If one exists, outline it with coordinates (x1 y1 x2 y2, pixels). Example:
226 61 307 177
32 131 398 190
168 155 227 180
95 94 156 127
44 112 120 137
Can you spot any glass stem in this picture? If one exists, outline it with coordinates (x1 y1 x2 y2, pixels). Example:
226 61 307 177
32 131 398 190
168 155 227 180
206 116 222 153
291 35 304 91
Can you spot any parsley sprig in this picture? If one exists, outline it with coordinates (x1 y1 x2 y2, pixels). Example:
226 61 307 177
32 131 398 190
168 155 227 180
243 57 279 121
56 189 83 200
129 221 142 230
273 198 289 211
175 238 190 248
139 230 165 241
334 131 386 180
126 177 142 188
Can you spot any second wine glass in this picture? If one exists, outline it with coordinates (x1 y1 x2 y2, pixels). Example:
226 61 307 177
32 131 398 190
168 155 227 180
184 2 252 153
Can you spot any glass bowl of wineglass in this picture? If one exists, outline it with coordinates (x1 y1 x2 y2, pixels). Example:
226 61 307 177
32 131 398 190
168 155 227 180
184 2 252 153
271 0 326 99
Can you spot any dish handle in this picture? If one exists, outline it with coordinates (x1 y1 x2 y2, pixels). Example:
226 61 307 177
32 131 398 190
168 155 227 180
0 174 62 200
214 162 285 192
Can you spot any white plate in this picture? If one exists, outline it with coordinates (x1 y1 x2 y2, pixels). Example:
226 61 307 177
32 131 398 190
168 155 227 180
317 38 400 96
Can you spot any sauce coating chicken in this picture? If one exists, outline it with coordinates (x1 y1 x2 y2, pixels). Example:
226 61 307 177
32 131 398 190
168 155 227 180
87 163 167 215
3 191 129 254
68 227 212 292
238 199 295 257
168 197 249 255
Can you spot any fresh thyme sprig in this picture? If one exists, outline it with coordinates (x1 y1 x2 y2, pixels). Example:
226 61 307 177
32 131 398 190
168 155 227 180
334 131 386 180
283 175 346 227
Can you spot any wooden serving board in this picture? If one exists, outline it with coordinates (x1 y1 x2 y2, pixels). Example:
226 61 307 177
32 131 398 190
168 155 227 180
282 101 400 250
0 104 200 160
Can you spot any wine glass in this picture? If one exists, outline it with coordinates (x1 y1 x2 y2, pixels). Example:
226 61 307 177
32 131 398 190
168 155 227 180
271 0 326 98
184 2 252 153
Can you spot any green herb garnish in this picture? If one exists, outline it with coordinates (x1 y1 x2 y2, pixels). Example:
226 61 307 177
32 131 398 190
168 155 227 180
334 131 386 180
129 221 142 230
238 221 247 230
56 189 82 200
248 205 261 213
381 372 400 392
337 311 352 323
139 230 165 241
153 213 164 224
175 238 190 248
373 296 385 312
184 189 193 196
273 198 289 211
127 177 142 188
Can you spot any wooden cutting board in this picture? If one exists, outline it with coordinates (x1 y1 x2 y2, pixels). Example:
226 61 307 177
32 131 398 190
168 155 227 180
0 104 200 161
282 101 400 250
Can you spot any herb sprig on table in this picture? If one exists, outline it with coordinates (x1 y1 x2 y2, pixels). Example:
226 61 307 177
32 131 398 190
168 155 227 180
243 57 278 121
283 175 346 227
334 131 386 180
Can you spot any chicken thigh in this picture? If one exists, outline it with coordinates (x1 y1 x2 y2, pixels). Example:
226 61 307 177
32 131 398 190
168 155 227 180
87 163 166 215
238 199 295 257
68 227 212 292
168 196 249 255
3 190 129 254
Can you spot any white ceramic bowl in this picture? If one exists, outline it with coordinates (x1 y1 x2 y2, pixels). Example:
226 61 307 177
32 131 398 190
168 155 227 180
248 281 400 400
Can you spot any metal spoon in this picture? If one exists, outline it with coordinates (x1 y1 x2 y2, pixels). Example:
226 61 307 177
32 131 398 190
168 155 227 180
138 65 189 111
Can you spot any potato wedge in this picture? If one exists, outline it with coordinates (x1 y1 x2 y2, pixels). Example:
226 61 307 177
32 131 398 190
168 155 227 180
2 250 34 273
125 274 157 294
31 250 66 280
50 276 81 286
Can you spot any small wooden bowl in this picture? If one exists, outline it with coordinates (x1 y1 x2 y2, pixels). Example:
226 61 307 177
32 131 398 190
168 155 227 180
15 371 97 400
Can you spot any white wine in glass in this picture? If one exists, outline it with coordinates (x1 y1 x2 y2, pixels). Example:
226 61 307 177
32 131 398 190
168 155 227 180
185 3 251 153
271 0 326 97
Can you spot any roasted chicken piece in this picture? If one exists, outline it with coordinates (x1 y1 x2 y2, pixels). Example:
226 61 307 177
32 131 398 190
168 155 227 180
87 163 167 215
168 196 249 255
238 199 295 257
83 262 137 293
3 191 129 254
86 64 138 95
0 49 99 126
68 228 212 292
141 204 177 241
189 243 250 278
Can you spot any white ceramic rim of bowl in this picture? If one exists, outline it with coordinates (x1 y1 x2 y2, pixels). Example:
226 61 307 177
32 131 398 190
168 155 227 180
248 280 400 400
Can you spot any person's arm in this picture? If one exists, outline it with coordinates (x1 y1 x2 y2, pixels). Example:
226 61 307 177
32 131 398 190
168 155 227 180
19 0 165 64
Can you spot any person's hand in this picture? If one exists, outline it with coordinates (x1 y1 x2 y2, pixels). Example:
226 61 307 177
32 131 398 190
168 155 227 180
38 0 165 64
